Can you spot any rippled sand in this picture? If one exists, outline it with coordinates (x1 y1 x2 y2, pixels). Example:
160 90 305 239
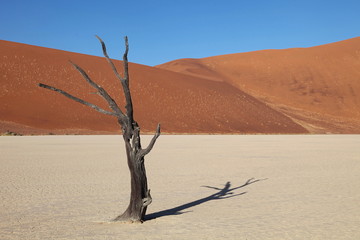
1 135 359 239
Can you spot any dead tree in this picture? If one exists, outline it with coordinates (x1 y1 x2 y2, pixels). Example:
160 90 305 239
38 36 160 223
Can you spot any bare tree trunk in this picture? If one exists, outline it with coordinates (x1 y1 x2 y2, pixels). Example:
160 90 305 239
114 122 159 222
38 36 160 223
115 149 150 222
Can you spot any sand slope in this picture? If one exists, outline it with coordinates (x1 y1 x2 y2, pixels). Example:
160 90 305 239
158 37 360 133
1 135 359 239
0 40 306 134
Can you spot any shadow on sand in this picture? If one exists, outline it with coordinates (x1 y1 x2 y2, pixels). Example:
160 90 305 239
145 178 266 221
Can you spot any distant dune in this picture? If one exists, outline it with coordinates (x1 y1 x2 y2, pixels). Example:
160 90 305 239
157 37 360 133
1 38 360 134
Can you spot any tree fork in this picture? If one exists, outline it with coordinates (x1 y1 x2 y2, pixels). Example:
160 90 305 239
38 36 160 223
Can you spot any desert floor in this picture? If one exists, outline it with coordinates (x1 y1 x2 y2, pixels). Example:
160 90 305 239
1 135 359 240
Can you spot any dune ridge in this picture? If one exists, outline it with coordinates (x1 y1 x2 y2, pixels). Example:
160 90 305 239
157 37 360 133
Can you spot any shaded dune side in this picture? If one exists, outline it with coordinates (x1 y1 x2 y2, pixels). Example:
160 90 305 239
157 37 360 133
0 40 307 134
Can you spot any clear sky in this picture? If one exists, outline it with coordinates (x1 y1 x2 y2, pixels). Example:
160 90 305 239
1 0 359 66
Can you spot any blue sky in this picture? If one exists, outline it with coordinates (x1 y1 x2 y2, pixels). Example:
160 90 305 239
1 0 359 66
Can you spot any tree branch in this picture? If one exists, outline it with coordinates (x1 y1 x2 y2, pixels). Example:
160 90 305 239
69 61 126 121
138 123 161 157
95 35 134 124
123 36 130 86
38 83 118 116
95 35 124 83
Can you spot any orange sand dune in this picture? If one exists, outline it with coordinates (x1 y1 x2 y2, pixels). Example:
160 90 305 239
0 40 307 134
158 37 360 133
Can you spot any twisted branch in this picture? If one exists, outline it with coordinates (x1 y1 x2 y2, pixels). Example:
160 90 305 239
39 35 160 156
69 61 126 122
138 123 161 157
95 35 134 123
38 83 118 116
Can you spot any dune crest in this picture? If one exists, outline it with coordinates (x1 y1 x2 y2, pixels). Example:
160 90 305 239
157 37 360 133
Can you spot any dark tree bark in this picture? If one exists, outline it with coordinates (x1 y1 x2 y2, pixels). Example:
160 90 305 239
39 36 160 223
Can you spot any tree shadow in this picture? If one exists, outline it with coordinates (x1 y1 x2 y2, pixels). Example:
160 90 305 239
145 178 266 221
